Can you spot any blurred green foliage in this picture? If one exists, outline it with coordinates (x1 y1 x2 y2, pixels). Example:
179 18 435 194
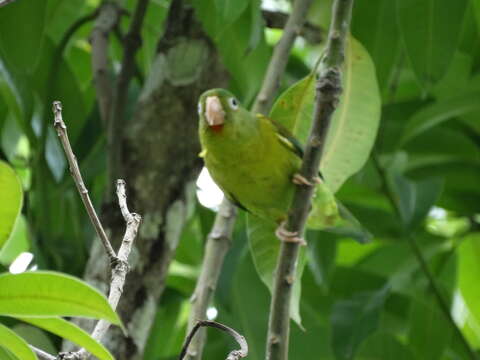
0 0 479 359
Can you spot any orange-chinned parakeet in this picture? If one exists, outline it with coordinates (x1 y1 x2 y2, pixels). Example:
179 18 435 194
198 88 368 244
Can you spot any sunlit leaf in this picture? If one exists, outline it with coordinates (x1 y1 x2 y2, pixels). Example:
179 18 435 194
0 215 29 266
0 161 23 252
0 323 37 360
270 36 381 193
0 271 122 328
16 317 114 360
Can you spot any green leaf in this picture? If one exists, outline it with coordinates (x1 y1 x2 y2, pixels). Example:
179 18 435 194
270 36 381 193
386 170 443 231
0 0 48 73
352 0 401 97
399 91 480 145
407 299 452 360
0 346 17 360
331 285 390 360
0 215 30 266
0 161 23 252
458 233 480 344
0 271 122 327
0 323 37 360
356 332 416 360
246 214 306 326
396 0 469 87
306 230 337 291
215 0 250 25
16 317 114 360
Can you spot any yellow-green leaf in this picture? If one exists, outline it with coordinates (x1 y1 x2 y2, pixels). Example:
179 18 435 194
16 317 114 360
0 271 122 328
270 36 381 193
0 161 23 251
0 323 37 360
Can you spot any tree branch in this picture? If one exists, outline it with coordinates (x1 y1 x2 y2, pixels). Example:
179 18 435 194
254 0 314 114
185 199 237 359
52 101 142 360
185 1 312 359
52 101 117 261
262 10 324 44
90 1 120 125
107 0 150 184
266 1 354 360
180 321 248 360
31 346 56 360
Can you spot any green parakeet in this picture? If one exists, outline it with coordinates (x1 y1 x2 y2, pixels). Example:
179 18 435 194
198 88 369 243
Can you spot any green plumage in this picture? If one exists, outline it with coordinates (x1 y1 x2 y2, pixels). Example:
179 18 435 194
198 88 340 228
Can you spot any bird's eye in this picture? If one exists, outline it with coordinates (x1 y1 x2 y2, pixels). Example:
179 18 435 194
228 97 239 110
198 101 203 115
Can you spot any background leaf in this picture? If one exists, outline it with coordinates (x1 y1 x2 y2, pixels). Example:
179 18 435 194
396 0 469 87
0 161 23 251
0 323 37 360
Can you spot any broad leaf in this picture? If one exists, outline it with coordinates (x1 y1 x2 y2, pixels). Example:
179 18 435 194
458 233 480 344
270 36 381 193
331 285 390 360
16 317 114 360
0 323 37 360
386 169 443 231
0 216 29 266
407 299 452 360
396 0 468 88
356 332 416 360
247 214 306 326
399 90 480 145
0 0 47 73
215 0 250 25
0 271 122 328
0 161 23 251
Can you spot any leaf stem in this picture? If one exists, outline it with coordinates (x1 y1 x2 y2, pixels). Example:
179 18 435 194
266 1 355 360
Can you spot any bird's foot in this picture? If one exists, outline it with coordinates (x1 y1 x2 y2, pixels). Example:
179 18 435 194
275 222 306 246
292 173 321 187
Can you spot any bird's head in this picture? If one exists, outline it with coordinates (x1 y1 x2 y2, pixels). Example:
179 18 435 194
198 89 241 133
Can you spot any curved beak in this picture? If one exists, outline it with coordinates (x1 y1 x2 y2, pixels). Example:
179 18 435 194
205 96 225 126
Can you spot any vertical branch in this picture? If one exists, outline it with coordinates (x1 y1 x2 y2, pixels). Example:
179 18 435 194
107 0 150 184
266 1 354 360
90 1 120 125
185 200 237 359
185 1 313 359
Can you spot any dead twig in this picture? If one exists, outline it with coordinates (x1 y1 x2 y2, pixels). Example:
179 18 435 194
180 321 248 360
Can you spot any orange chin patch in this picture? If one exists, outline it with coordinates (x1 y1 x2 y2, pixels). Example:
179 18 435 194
210 124 224 133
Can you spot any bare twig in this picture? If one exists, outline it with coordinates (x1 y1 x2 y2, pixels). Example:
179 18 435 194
31 346 56 360
185 2 312 359
372 154 478 360
90 1 121 125
254 0 314 114
180 321 248 360
52 101 117 261
52 101 141 360
266 1 354 360
262 10 324 44
0 0 17 8
107 0 150 183
75 180 142 359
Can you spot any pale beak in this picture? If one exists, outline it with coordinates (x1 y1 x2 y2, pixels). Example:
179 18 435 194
205 96 225 126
